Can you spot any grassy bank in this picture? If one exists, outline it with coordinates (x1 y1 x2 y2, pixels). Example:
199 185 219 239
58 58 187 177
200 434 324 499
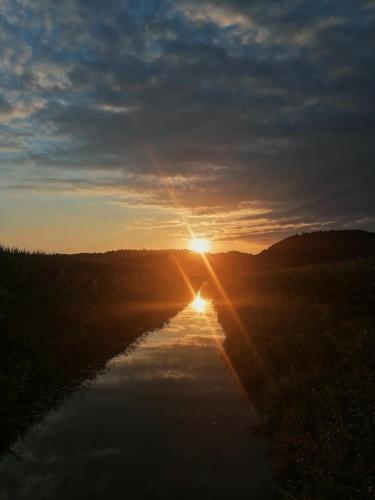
0 246 204 455
209 256 375 499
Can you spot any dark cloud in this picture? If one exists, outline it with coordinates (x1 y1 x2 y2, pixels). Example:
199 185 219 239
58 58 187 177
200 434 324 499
0 0 374 244
0 96 13 113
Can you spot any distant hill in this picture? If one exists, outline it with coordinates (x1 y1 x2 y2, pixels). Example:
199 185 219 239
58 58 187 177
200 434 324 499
210 230 375 272
256 230 375 269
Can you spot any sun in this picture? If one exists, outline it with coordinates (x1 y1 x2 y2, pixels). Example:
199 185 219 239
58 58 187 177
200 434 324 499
189 238 210 254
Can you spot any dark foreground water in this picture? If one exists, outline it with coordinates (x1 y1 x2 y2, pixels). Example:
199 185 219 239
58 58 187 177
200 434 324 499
0 294 271 500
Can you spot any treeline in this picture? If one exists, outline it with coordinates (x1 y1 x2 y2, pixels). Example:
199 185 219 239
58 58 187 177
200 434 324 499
208 255 375 499
0 246 205 455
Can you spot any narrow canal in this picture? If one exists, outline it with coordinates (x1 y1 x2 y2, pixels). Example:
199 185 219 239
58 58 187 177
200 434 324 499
0 294 271 500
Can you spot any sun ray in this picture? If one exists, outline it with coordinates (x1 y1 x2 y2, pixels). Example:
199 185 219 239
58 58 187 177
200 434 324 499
134 132 272 390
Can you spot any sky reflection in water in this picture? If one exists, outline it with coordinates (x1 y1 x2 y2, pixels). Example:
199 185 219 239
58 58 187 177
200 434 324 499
0 295 271 500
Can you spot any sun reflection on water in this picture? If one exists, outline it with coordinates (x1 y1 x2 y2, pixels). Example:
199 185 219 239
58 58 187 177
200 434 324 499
191 292 207 313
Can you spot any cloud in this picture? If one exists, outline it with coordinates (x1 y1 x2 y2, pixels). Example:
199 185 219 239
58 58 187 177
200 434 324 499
0 0 375 248
176 1 251 29
0 100 44 123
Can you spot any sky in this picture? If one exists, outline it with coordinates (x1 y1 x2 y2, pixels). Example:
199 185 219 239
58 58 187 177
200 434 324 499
0 0 374 253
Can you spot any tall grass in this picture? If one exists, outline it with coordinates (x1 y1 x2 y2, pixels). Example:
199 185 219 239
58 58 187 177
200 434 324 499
0 246 205 455
210 257 375 499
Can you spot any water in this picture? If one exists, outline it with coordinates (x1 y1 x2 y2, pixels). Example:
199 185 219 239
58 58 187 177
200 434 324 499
0 295 271 499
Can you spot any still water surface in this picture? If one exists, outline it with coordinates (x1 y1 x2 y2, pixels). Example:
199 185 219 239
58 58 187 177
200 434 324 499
0 295 271 499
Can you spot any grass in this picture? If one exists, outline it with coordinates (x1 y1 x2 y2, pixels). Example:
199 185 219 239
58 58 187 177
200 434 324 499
2 243 374 498
209 256 375 499
0 246 204 455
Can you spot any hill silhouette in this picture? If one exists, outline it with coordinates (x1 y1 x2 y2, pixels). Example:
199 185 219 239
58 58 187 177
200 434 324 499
209 230 375 272
256 230 375 268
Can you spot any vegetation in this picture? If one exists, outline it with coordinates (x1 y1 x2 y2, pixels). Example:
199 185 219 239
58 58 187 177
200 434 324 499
2 230 375 498
209 255 375 499
0 245 204 455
